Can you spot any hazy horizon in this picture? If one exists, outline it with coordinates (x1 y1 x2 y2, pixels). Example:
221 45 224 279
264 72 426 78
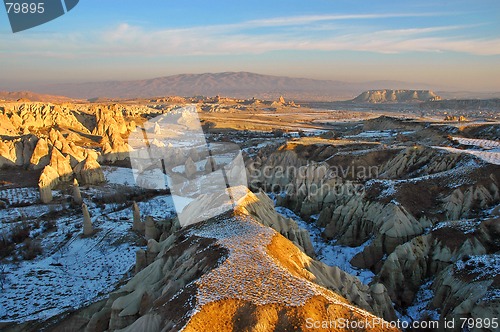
1 0 499 92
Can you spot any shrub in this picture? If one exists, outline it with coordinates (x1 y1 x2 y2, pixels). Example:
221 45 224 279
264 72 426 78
272 129 285 137
21 238 42 260
11 222 31 244
0 234 15 258
202 121 216 132
41 220 57 233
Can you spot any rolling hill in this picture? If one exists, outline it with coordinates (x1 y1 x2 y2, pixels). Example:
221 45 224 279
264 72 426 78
0 91 81 103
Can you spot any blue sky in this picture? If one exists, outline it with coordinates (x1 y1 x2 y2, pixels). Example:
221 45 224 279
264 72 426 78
1 0 499 91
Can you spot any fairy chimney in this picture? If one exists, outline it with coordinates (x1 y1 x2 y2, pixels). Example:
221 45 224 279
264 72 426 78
132 201 145 232
184 157 197 179
144 216 159 241
72 178 83 204
82 203 93 236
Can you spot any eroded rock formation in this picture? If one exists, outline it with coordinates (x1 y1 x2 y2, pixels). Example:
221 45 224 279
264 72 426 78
82 189 397 331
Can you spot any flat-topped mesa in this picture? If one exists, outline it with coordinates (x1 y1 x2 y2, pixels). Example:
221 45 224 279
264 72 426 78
352 89 441 103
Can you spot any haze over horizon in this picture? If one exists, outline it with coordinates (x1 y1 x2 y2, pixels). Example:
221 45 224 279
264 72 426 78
1 0 499 92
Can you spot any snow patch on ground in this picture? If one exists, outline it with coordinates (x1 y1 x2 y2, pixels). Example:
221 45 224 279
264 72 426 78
453 137 500 149
432 219 482 234
454 254 500 282
367 157 481 191
435 146 500 165
0 212 141 323
103 166 168 190
0 186 182 324
403 279 439 323
0 188 40 207
346 130 395 139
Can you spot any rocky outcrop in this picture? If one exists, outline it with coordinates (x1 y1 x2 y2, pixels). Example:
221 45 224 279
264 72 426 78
377 216 500 310
0 112 18 136
204 156 217 173
0 127 91 171
92 105 128 137
251 142 499 276
0 135 38 168
92 105 133 163
36 147 73 203
101 130 132 163
1 103 90 134
378 145 463 179
74 155 105 185
238 189 315 257
30 137 51 170
442 182 499 220
48 147 73 182
248 148 332 216
377 225 485 307
431 254 499 330
323 196 429 270
250 144 436 270
184 157 197 179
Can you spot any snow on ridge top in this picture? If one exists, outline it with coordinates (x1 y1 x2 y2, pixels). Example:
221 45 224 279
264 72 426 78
432 219 482 234
454 254 500 282
453 137 500 149
188 214 371 317
435 146 500 166
178 186 251 227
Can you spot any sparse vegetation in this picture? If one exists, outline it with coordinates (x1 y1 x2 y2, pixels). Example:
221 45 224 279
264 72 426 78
21 238 42 260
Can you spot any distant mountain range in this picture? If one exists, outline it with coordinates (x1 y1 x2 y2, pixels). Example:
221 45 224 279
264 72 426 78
32 72 444 102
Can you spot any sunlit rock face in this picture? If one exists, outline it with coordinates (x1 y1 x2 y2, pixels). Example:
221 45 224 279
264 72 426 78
83 188 397 331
